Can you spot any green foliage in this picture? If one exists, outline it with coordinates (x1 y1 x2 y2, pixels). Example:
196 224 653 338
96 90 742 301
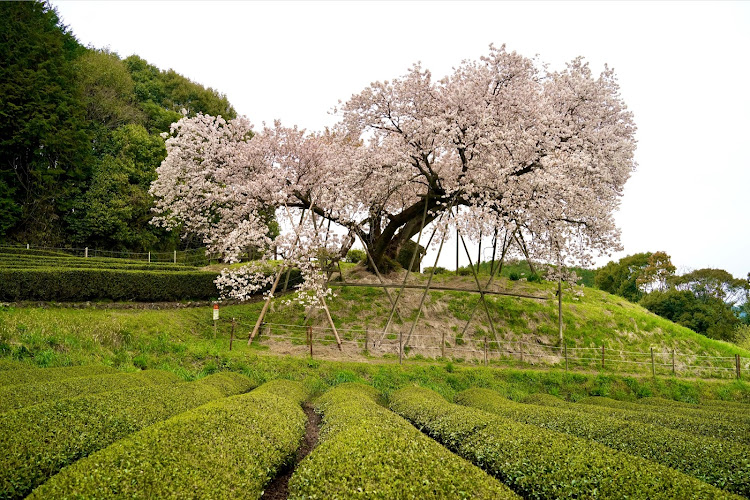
390 386 735 499
595 252 652 302
0 268 220 302
641 289 740 341
423 266 449 275
508 270 521 281
289 383 517 499
0 364 116 388
396 239 425 272
0 369 180 413
457 388 750 496
30 380 305 499
345 248 366 264
0 371 252 499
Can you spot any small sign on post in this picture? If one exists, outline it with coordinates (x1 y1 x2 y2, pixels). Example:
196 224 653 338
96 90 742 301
212 303 219 338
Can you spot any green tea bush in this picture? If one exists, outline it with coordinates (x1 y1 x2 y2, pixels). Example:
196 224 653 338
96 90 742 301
0 370 181 413
0 268 220 301
640 397 750 413
390 386 735 499
0 372 252 499
288 383 517 499
29 380 307 499
457 388 750 496
577 396 750 445
0 365 117 387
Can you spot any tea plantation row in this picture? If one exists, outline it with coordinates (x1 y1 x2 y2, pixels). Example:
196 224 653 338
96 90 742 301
1 365 747 499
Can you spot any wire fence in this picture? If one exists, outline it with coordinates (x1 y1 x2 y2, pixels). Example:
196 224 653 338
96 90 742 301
213 318 747 380
0 244 213 266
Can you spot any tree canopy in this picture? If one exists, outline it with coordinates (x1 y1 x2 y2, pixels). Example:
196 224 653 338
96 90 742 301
152 46 637 303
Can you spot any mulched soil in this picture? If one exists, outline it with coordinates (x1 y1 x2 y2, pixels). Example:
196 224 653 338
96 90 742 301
261 403 321 499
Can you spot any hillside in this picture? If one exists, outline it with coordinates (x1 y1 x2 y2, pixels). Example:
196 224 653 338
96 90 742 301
1 259 747 381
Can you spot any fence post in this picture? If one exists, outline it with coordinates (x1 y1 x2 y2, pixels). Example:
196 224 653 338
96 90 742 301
26 243 29 250
651 347 655 377
148 251 151 263
564 344 568 372
229 318 235 351
399 331 403 365
519 341 523 363
174 250 177 264
441 330 446 358
737 354 741 380
364 328 369 355
484 336 488 366
672 349 676 376
601 345 605 370
307 326 313 358
84 247 88 258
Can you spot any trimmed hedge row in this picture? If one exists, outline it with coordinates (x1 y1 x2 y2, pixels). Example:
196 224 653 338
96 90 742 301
0 360 27 371
288 383 517 499
635 396 750 420
457 388 750 496
0 371 253 499
0 268 220 301
0 254 199 271
0 370 181 413
576 396 750 445
390 386 736 499
0 365 117 388
29 380 307 499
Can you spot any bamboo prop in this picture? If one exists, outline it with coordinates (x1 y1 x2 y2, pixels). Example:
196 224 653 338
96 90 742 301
380 193 431 344
353 229 405 325
327 281 546 300
514 231 537 275
458 229 499 345
282 209 306 293
320 296 343 350
458 229 514 337
249 201 312 344
404 221 449 347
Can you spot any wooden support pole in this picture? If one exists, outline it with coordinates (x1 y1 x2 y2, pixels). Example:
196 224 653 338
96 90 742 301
441 330 446 358
229 318 235 351
477 230 482 272
148 251 151 263
174 250 177 264
364 328 369 355
399 331 403 365
672 349 676 375
564 344 568 372
354 229 404 325
248 265 285 345
320 296 343 350
405 227 448 346
736 354 741 380
601 345 605 370
651 347 655 377
458 232 499 345
85 247 88 258
308 325 313 358
519 342 524 363
484 336 488 366
558 278 563 345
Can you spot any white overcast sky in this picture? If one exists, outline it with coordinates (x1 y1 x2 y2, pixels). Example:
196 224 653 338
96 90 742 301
53 0 749 278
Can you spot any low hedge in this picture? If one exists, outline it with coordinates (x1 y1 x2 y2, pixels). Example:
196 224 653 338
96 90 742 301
457 388 750 496
390 386 735 499
638 397 750 412
0 371 253 499
0 360 27 371
0 370 181 413
29 380 307 499
0 365 117 388
288 383 517 499
629 396 750 425
0 268 220 301
576 396 750 445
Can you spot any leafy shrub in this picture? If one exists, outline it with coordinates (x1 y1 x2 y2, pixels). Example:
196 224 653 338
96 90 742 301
390 386 731 499
30 380 306 499
457 388 750 496
288 383 517 499
0 365 117 388
0 372 252 498
423 266 449 275
576 396 750 445
0 370 181 413
527 272 543 283
508 270 521 281
345 249 366 264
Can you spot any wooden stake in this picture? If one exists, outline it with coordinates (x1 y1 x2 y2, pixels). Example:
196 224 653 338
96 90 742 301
354 229 404 325
564 344 568 372
672 349 676 375
399 331 403 365
229 318 235 351
558 278 563 345
484 336 488 366
364 328 369 355
736 354 741 380
601 345 605 370
441 330 445 358
458 232 499 345
519 342 524 363
320 296 342 350
650 347 656 377
308 325 313 358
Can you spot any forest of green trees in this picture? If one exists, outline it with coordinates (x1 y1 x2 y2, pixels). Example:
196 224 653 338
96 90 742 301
0 1 236 251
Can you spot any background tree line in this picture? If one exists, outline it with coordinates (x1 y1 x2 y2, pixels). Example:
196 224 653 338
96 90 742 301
595 252 750 344
0 1 237 251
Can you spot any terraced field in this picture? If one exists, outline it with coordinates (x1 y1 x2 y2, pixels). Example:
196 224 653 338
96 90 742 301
1 364 748 499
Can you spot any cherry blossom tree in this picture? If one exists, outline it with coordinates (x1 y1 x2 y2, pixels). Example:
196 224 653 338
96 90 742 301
150 44 636 308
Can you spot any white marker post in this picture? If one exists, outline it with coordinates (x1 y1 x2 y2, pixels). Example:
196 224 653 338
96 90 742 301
212 302 219 338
